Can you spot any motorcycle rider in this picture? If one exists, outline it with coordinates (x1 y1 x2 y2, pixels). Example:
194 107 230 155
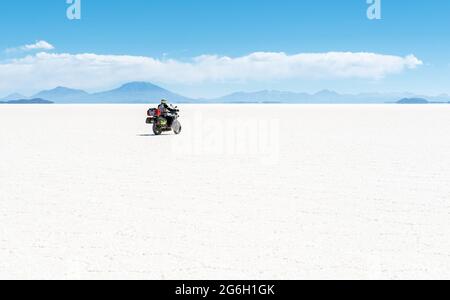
158 99 177 126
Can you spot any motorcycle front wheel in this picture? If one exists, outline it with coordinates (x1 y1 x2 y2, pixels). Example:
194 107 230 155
172 120 182 135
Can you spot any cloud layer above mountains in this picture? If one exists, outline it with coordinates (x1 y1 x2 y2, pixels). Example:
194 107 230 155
0 50 422 94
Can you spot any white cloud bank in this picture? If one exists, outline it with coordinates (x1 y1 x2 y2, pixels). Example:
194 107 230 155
0 51 422 93
6 41 55 53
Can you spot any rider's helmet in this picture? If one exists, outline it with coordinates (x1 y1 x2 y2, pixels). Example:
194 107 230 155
161 99 168 105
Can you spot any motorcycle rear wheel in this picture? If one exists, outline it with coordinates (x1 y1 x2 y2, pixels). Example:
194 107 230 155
153 124 162 135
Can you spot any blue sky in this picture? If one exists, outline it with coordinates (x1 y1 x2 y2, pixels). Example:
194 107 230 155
0 0 449 97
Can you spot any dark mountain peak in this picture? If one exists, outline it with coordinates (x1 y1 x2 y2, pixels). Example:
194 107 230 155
88 82 192 103
116 82 166 92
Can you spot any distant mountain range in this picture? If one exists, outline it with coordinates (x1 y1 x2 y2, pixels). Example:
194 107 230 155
397 98 450 104
28 82 194 103
0 98 53 104
2 81 450 104
215 90 450 104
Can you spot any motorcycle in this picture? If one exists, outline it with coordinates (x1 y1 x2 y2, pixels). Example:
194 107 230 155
146 105 182 135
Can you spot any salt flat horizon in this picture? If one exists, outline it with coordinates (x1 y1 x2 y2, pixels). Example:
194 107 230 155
1 104 449 279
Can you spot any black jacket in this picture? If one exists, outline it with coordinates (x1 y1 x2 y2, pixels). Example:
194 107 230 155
158 103 176 114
